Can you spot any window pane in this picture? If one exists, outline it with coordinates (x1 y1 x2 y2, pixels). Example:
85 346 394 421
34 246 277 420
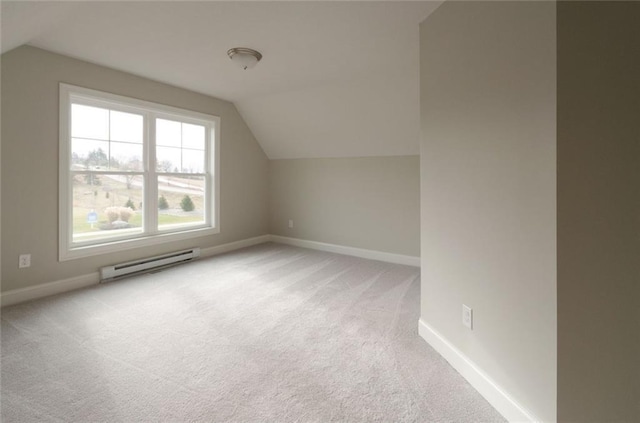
71 139 109 170
72 173 144 242
156 118 181 147
72 104 109 140
157 175 205 230
63 85 218 258
156 146 181 172
110 141 143 171
110 110 143 143
182 123 205 150
182 149 205 173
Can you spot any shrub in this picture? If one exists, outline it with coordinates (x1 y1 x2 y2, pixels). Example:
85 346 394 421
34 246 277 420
104 207 120 223
125 199 136 210
180 195 195 212
119 207 133 222
104 206 134 223
158 195 169 210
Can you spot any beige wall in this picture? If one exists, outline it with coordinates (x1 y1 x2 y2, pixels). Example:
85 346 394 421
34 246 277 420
1 46 420 294
420 2 556 421
557 2 640 421
269 156 420 257
1 46 269 292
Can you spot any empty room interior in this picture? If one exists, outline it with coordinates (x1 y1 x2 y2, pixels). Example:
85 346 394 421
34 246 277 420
1 1 638 422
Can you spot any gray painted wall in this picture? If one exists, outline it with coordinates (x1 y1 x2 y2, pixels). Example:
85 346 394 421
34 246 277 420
557 2 640 421
420 2 557 421
1 46 269 292
1 46 421 294
269 156 420 257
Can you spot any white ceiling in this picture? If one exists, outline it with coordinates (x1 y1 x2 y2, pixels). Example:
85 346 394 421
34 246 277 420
1 1 442 159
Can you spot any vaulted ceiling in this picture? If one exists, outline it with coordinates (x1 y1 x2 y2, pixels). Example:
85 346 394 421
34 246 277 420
1 1 442 159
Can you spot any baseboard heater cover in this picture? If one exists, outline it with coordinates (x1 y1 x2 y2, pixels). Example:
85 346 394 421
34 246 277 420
100 247 201 282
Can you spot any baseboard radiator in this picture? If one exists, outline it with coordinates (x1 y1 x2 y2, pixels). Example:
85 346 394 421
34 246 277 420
100 248 201 282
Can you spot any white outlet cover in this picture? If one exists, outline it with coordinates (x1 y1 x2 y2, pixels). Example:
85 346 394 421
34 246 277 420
19 254 31 268
462 304 473 330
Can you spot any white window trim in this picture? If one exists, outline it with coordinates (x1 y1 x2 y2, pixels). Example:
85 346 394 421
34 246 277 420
59 83 220 261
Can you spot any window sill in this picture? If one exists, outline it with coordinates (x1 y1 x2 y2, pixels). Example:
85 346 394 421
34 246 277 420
60 226 220 261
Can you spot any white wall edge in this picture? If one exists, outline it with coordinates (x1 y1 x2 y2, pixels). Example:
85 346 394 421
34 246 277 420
200 234 271 258
270 235 420 267
0 272 100 307
1 234 272 307
418 318 540 423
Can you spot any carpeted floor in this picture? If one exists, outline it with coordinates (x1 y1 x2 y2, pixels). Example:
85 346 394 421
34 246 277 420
1 243 505 422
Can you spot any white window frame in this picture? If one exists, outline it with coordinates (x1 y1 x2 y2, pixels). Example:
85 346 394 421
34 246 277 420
59 83 220 261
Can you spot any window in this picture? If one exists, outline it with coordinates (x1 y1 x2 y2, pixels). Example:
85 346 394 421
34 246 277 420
59 84 219 260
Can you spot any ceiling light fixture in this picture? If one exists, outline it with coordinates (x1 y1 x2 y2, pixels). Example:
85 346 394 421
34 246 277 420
227 47 262 70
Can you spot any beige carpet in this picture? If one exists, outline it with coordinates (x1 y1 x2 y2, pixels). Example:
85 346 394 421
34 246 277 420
1 243 504 422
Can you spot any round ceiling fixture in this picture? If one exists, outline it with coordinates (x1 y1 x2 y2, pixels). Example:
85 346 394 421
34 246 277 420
227 47 262 70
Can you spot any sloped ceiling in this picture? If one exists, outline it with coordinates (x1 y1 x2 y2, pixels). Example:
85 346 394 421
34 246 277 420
1 1 442 159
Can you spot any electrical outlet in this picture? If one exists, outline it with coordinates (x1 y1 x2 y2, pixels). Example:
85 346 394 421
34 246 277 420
288 219 294 229
19 254 31 269
462 304 473 330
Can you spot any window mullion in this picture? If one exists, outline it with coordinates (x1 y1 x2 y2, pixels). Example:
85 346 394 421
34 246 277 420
145 113 159 235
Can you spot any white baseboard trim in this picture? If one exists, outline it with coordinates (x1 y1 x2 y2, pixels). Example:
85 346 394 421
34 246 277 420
270 235 420 267
1 235 413 306
1 272 100 307
418 319 539 423
1 235 272 307
200 234 271 258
